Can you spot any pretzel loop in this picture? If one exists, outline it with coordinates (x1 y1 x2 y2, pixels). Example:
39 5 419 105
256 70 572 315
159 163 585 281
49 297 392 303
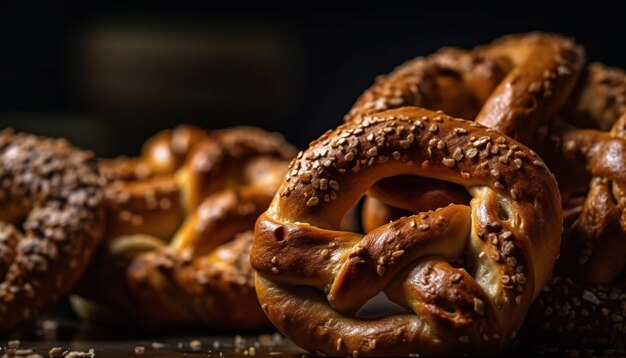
252 107 562 356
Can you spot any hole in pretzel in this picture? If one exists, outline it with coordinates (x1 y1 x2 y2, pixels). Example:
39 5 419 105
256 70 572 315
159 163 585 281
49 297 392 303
361 175 471 233
439 302 458 317
356 292 408 318
371 175 470 212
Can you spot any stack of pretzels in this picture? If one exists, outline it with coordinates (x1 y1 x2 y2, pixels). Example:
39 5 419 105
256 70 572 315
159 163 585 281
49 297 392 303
252 33 626 355
0 31 624 356
0 124 297 333
72 125 296 329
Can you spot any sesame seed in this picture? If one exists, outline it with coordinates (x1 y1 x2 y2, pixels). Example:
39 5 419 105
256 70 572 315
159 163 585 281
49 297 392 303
367 147 378 157
450 273 462 283
306 197 319 207
428 124 439 133
473 298 484 315
392 250 405 258
582 290 602 305
436 140 446 150
418 224 429 231
377 264 385 276
466 148 478 159
454 127 468 135
329 180 340 191
452 148 463 161
442 158 456 167
473 136 491 148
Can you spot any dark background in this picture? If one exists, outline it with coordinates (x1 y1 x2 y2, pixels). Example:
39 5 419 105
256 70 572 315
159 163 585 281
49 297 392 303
1 6 624 155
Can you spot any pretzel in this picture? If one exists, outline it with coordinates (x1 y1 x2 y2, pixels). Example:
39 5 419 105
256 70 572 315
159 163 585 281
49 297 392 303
348 32 583 237
73 126 296 329
251 107 562 356
99 124 210 182
0 130 104 333
347 33 585 146
524 63 626 345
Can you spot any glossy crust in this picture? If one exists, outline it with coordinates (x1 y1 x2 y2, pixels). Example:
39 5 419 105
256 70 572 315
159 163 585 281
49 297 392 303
0 130 104 333
74 126 296 329
347 33 585 147
524 63 626 345
347 32 626 347
251 107 562 356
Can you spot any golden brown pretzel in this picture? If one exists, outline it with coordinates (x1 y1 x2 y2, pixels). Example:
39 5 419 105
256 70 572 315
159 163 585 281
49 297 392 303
347 33 585 146
103 126 296 240
350 33 583 238
251 107 562 356
343 32 626 347
73 126 296 329
0 130 104 333
524 63 626 345
99 125 210 182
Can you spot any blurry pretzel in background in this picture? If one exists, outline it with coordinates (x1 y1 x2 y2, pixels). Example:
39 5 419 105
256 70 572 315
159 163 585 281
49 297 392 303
0 130 104 334
350 32 626 346
73 125 296 329
252 107 562 355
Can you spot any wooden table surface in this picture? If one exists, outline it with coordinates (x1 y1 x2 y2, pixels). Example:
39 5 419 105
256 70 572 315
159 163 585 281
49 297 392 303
3 312 625 357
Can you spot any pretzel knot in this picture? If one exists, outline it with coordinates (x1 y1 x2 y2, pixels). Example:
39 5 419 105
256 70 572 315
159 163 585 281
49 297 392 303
74 126 296 329
0 130 104 333
252 107 562 356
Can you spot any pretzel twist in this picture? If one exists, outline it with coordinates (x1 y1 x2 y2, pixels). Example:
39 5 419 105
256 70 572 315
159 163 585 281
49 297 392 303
526 63 626 345
74 126 296 329
347 33 585 146
0 130 104 333
347 32 626 346
252 107 562 356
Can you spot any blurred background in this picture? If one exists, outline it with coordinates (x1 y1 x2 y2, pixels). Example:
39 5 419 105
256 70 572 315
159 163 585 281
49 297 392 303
1 6 624 156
